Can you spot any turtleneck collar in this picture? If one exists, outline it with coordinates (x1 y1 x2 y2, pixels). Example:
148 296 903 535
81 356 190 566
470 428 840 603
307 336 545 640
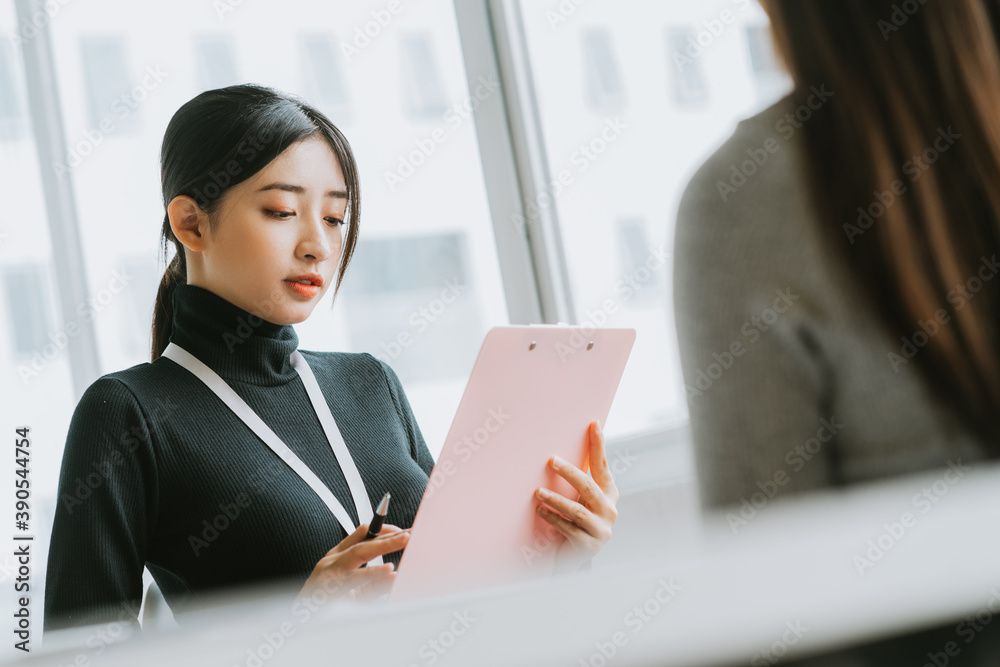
168 283 300 386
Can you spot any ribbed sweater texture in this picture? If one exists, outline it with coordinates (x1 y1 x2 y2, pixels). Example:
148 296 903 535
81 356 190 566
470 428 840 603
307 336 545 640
44 283 434 632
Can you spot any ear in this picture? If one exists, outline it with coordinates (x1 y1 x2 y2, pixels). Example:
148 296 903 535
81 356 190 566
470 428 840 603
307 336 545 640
167 195 211 253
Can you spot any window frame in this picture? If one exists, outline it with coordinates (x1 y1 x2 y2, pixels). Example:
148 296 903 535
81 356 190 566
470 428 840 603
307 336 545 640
14 0 102 401
454 0 691 494
15 0 691 495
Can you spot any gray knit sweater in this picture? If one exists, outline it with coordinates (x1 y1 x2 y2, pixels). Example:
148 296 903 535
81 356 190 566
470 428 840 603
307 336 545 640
673 94 990 510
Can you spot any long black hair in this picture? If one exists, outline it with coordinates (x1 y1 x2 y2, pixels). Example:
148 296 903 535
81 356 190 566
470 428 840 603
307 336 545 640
151 83 361 360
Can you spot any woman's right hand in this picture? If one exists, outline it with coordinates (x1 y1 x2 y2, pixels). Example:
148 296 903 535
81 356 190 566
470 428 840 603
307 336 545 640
295 523 411 604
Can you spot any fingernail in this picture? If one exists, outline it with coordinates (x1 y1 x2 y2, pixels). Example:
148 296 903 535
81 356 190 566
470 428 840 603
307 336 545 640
552 456 566 468
536 488 550 499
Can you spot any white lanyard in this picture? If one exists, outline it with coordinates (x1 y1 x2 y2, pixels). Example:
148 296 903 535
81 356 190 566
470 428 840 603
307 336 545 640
162 342 382 566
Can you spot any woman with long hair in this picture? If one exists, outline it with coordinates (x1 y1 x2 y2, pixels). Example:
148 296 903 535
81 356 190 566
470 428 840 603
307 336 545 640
674 0 999 509
44 84 619 632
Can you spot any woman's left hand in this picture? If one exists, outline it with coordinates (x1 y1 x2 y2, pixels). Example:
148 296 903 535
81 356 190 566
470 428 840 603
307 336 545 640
534 420 620 574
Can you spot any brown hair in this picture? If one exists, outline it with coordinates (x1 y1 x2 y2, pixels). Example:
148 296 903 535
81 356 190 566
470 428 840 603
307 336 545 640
152 84 361 361
760 0 1000 442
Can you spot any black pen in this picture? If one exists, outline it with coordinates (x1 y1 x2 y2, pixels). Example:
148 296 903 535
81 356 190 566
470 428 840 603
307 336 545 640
365 492 391 540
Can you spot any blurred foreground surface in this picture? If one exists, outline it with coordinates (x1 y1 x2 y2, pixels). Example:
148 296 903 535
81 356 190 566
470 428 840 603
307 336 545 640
25 459 1000 666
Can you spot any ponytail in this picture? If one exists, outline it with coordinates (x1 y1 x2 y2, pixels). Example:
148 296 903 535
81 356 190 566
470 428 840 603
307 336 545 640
151 222 186 361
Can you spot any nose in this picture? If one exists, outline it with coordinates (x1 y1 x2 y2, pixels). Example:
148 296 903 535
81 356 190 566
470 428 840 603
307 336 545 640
299 210 337 263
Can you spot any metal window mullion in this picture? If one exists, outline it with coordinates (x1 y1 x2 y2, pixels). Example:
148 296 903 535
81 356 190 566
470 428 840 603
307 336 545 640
452 0 576 325
15 0 101 400
453 1 689 488
487 0 576 325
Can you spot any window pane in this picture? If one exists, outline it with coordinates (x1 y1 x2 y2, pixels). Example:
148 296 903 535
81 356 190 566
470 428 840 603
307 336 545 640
45 0 511 462
518 0 792 444
340 233 482 383
0 0 79 600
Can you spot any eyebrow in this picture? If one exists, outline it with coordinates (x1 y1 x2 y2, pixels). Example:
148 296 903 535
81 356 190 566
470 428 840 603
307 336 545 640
256 182 348 199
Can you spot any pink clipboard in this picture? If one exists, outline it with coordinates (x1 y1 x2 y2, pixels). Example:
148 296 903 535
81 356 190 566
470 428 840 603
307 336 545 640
389 325 636 603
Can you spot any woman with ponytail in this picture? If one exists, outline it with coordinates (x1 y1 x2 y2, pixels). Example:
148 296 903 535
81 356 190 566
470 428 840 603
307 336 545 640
674 0 1000 508
44 84 619 633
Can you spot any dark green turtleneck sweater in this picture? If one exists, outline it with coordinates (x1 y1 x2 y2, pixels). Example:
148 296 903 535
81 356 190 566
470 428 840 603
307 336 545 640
44 283 434 632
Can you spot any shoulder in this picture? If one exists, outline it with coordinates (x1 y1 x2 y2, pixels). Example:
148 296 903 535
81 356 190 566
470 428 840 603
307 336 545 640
297 348 386 376
62 365 166 466
67 368 147 439
74 365 152 414
297 349 404 395
674 94 826 299
71 359 189 426
677 94 802 234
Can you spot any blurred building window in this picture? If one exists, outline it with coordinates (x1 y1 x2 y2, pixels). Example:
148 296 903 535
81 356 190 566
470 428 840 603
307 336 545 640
4 264 53 357
299 34 351 114
744 24 789 102
399 33 447 118
581 28 625 111
745 24 778 75
665 27 709 108
80 36 139 132
339 233 482 384
617 217 662 298
0 40 25 141
193 35 240 91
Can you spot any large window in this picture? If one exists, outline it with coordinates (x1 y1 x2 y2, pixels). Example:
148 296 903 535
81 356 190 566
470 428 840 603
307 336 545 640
3 0 793 518
516 0 790 445
0 0 80 624
339 233 484 384
7 0 514 631
40 0 510 459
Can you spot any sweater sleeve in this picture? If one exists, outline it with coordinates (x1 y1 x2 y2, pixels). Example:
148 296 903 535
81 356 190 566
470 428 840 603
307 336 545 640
44 377 158 633
374 357 436 477
672 139 839 512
